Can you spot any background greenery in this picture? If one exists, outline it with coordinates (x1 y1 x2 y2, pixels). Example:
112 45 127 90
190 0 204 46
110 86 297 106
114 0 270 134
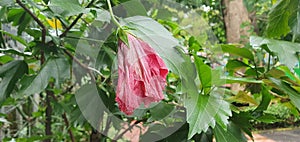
0 0 299 141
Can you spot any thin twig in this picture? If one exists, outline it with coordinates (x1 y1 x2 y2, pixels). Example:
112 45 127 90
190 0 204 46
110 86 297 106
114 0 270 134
63 49 96 82
59 14 83 38
234 71 245 77
269 90 289 100
113 120 143 140
103 116 111 136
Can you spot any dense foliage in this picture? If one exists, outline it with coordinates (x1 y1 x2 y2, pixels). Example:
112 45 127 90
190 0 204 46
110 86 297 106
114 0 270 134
0 0 299 141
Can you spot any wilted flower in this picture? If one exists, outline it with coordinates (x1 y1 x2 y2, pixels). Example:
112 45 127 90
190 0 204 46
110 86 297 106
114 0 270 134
116 33 168 115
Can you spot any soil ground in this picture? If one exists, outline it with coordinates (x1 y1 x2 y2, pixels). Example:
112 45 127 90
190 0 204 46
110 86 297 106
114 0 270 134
248 128 300 142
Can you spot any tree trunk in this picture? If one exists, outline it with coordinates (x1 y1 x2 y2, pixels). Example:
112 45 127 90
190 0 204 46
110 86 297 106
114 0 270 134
223 0 251 92
223 0 251 43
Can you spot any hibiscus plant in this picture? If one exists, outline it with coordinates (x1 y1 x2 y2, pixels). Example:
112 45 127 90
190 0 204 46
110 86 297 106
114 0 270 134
0 0 300 142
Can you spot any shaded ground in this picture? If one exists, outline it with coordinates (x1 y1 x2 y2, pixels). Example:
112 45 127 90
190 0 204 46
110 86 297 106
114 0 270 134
248 128 300 142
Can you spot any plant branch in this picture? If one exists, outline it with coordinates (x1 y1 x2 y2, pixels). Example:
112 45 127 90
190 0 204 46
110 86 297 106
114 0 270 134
16 0 46 44
62 113 75 142
48 87 75 142
15 1 52 141
59 0 95 38
59 14 83 38
44 89 53 142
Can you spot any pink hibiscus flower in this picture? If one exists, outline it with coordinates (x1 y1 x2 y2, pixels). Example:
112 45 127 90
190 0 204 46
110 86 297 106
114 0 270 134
116 33 168 115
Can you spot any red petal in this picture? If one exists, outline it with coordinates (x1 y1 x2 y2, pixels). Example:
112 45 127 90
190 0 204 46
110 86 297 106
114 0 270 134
116 34 168 115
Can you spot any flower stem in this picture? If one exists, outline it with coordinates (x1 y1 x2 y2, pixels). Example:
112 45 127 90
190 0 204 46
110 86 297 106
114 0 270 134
107 0 122 28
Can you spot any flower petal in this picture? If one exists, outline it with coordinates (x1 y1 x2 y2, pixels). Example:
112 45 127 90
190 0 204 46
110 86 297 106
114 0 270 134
116 34 168 115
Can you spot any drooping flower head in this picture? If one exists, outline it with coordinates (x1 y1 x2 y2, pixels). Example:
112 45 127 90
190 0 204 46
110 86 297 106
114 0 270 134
116 33 168 115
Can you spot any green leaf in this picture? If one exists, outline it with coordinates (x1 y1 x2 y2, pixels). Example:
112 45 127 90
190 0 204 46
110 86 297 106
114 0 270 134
225 76 263 84
94 8 111 23
269 77 300 110
221 44 254 61
122 0 147 17
186 91 231 139
278 66 299 82
226 60 249 71
254 86 272 113
0 30 28 46
256 113 279 123
267 67 286 78
230 112 253 139
194 55 211 93
49 0 85 17
7 8 32 35
75 37 102 60
0 60 28 105
288 0 300 37
0 55 14 64
22 57 70 95
0 117 10 124
3 135 53 142
250 36 300 69
157 123 189 142
149 102 175 121
0 0 13 6
75 84 114 128
0 48 31 57
117 28 129 47
266 0 291 37
95 46 115 69
295 67 300 77
227 91 258 105
214 122 247 142
0 6 7 21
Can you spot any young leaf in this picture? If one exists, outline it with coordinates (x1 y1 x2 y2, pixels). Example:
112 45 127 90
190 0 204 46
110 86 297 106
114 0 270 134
221 44 254 61
227 91 258 105
185 90 231 139
194 55 212 93
0 60 28 105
